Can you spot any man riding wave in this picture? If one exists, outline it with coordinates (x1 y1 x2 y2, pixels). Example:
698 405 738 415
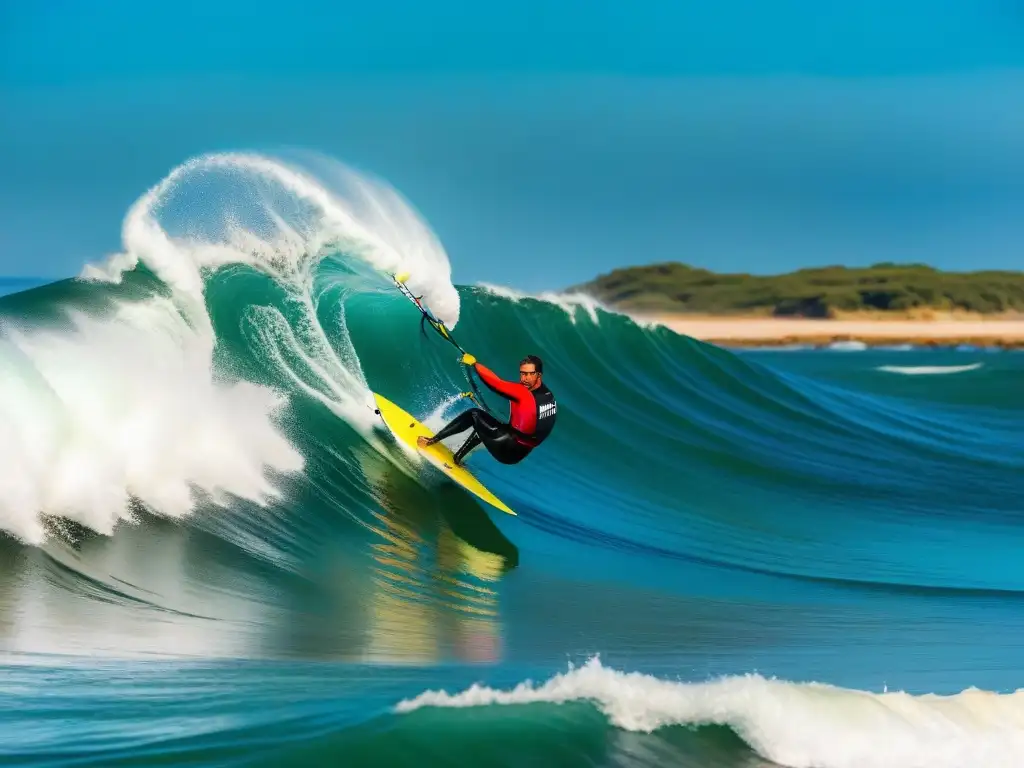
418 354 557 466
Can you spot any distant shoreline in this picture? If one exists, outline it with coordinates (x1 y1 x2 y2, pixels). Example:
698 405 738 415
635 312 1024 349
573 263 1024 329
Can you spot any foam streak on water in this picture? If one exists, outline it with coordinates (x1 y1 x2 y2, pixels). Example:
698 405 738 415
876 364 983 375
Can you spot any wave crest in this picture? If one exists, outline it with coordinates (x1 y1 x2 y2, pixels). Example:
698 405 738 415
80 151 460 328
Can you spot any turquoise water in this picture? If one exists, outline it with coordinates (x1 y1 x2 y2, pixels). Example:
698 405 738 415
1 152 1023 768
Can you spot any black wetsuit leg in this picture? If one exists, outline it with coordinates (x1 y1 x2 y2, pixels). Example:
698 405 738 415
429 408 478 443
452 431 483 465
431 408 531 465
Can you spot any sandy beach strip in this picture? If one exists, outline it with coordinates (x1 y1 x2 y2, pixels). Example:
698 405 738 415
636 314 1024 347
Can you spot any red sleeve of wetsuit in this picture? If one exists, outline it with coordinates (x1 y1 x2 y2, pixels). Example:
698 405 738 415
473 363 526 402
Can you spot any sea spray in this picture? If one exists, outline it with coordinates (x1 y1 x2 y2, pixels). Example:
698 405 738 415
79 151 460 328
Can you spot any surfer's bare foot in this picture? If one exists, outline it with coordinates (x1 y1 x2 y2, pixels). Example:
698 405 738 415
416 436 431 448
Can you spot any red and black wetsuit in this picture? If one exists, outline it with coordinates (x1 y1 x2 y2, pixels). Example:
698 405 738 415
429 362 557 465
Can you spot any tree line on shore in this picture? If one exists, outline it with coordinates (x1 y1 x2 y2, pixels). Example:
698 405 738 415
571 262 1024 317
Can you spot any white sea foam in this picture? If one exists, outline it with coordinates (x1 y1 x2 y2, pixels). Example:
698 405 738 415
0 298 303 545
395 656 1024 768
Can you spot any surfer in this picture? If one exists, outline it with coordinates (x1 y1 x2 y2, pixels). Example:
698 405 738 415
417 354 557 466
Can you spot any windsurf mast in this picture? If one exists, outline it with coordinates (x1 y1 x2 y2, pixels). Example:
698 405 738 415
390 272 464 352
389 272 498 416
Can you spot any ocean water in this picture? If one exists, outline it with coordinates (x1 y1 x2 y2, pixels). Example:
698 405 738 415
1 152 1023 768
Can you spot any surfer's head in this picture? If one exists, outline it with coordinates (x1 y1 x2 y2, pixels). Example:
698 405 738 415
519 355 543 390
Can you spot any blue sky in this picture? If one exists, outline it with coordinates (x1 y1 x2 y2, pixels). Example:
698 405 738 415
2 1 1024 291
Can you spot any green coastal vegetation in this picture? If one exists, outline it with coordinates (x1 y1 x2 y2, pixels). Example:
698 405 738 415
571 262 1024 317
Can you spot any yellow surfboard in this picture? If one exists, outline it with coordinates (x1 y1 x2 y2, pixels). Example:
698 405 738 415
372 392 517 516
